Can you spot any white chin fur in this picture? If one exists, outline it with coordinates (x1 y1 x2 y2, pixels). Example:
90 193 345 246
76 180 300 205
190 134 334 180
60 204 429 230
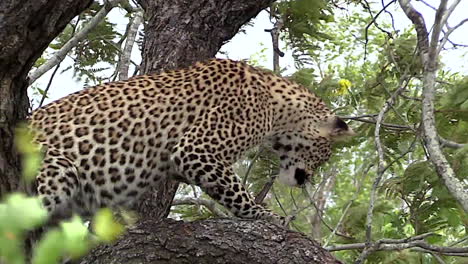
278 168 298 186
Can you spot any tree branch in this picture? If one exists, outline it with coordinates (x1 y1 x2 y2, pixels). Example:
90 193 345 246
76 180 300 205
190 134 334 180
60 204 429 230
118 11 143 80
38 63 61 108
398 0 429 56
327 238 468 256
341 115 415 131
357 79 410 263
328 232 468 259
265 8 284 74
438 136 466 149
28 0 122 85
438 18 468 54
254 174 276 204
399 0 468 213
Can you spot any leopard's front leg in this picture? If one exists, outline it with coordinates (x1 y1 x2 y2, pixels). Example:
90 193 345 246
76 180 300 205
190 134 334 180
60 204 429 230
171 106 288 225
172 151 287 225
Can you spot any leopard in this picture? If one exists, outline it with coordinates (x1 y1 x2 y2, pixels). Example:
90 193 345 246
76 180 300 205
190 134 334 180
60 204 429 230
29 58 354 226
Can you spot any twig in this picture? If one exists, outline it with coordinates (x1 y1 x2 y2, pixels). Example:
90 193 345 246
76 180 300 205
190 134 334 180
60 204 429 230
254 174 276 204
242 148 262 185
438 18 468 54
429 253 447 264
438 137 466 149
303 174 355 240
363 0 396 61
38 63 61 108
324 164 373 247
381 134 419 175
341 115 415 131
28 0 123 85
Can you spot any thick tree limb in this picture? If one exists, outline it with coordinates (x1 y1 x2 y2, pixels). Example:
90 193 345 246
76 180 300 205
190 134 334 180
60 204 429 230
28 0 122 85
399 0 468 213
79 218 342 264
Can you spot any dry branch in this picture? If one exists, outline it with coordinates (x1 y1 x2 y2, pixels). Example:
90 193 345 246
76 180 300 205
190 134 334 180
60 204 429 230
28 0 122 85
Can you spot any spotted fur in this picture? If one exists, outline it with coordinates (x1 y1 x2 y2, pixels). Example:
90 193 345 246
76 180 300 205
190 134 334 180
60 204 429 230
29 59 353 225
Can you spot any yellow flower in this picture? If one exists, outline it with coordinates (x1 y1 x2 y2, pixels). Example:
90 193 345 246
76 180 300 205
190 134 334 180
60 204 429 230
337 79 352 95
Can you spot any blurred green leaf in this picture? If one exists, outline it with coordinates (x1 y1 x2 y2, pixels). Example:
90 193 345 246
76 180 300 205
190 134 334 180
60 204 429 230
60 216 90 258
32 229 63 264
14 124 43 181
92 208 124 243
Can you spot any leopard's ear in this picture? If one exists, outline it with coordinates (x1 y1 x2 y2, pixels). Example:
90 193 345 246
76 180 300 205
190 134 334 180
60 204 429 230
330 117 355 142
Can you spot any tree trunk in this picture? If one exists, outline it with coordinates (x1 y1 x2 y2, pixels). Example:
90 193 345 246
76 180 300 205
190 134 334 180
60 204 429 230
137 0 275 73
134 0 275 220
0 0 93 197
79 219 342 264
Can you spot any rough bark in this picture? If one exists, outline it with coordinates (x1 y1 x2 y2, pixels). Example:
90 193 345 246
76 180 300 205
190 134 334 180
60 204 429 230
0 0 93 198
134 0 275 220
137 0 275 74
79 218 342 264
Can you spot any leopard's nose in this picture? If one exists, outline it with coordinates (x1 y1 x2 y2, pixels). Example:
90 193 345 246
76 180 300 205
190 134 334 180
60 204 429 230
294 168 307 186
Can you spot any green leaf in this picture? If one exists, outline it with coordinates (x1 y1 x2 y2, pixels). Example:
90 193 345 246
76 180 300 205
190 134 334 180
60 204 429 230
0 194 48 264
92 208 124 243
33 57 47 68
32 229 64 264
60 216 90 258
0 194 48 231
22 155 43 183
14 124 43 181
